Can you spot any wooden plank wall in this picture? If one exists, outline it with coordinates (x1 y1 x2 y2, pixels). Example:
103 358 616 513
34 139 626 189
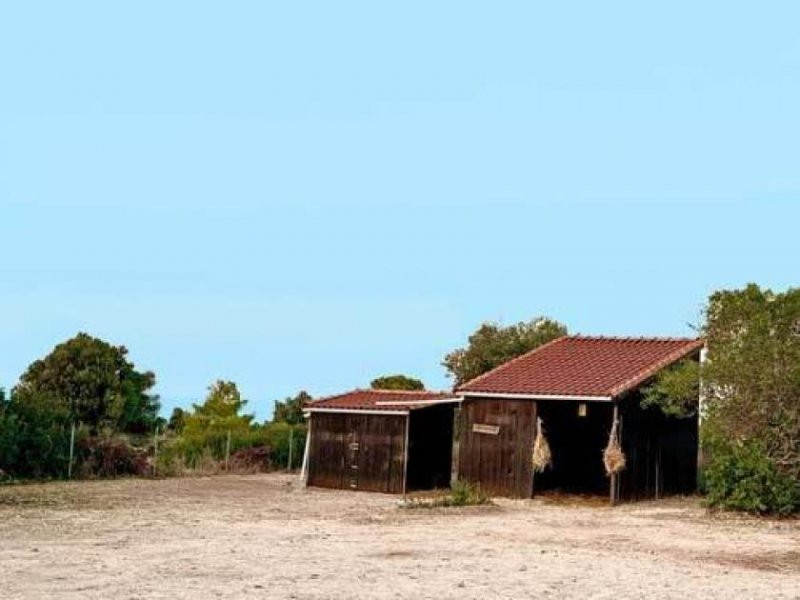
307 412 407 494
457 398 536 497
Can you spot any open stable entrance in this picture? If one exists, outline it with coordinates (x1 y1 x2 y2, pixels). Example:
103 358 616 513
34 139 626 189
456 398 611 497
533 400 612 496
306 403 455 494
457 395 698 501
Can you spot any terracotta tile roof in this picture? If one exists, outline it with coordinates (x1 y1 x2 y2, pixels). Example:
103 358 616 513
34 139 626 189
306 389 458 413
457 336 704 399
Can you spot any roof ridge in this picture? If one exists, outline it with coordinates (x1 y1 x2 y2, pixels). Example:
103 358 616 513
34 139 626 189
366 388 450 395
568 334 701 343
309 388 450 404
456 335 569 392
607 338 705 397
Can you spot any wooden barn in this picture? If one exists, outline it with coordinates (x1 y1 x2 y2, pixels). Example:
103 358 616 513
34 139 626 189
455 336 704 503
302 389 460 494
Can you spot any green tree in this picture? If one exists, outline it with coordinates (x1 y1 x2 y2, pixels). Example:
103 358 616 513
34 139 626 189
443 317 567 386
178 381 256 463
701 285 800 482
641 359 701 417
167 407 187 433
272 390 310 425
0 387 72 479
370 374 425 391
13 333 160 434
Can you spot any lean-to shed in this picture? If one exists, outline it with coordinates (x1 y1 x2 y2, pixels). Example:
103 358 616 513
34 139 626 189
303 389 460 494
456 336 704 502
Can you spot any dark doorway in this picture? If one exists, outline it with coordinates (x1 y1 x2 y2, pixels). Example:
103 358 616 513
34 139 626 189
534 400 612 496
406 404 455 491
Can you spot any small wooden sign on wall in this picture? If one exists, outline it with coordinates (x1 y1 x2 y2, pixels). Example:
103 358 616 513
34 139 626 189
472 423 500 435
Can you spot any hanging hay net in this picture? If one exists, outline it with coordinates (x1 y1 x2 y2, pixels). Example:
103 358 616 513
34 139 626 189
603 418 627 476
532 417 552 473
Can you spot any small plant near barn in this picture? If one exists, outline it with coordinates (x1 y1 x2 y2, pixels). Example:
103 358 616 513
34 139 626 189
450 479 490 506
403 480 490 509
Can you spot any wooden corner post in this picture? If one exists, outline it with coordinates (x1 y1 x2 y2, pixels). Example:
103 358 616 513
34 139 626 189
609 402 620 506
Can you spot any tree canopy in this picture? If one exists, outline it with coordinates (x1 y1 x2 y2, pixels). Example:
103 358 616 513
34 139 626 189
13 333 160 433
442 317 567 386
701 284 800 478
272 390 310 425
370 374 425 391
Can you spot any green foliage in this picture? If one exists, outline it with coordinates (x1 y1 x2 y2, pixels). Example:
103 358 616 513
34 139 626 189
176 381 256 466
449 479 489 506
701 285 800 485
705 442 800 516
0 388 72 479
13 333 160 434
443 317 567 386
259 421 308 469
370 375 425 391
404 479 490 509
641 359 701 417
167 407 187 433
272 390 310 425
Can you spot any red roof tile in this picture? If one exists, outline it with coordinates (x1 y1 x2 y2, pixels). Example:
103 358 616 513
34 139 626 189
457 336 704 399
306 389 457 413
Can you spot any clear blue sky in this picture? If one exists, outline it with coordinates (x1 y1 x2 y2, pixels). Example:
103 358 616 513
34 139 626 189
2 2 798 420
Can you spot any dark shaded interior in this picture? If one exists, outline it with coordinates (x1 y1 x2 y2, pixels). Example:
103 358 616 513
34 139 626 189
617 393 698 500
406 404 455 491
533 400 612 496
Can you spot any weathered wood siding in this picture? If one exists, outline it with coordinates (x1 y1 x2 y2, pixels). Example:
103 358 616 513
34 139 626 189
307 412 407 493
457 397 536 497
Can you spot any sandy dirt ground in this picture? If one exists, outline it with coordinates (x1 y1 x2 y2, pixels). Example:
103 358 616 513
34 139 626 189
0 474 798 599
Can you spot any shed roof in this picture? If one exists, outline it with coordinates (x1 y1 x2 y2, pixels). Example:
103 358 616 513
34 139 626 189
306 389 459 414
457 336 704 400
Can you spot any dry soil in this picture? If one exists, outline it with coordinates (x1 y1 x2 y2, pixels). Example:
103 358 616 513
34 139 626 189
1 473 798 599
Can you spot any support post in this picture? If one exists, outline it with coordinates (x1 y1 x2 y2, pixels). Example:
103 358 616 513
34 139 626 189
609 403 620 506
299 416 311 486
287 426 294 470
401 413 410 497
153 424 159 477
67 422 76 479
225 430 232 471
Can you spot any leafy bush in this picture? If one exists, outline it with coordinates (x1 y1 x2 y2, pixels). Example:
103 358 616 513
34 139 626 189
260 422 307 470
76 434 150 478
450 479 489 506
229 446 273 472
156 423 307 474
0 391 72 479
403 479 490 509
705 442 800 516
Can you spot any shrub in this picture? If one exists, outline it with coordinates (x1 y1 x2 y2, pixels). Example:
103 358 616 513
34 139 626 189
403 479 490 509
76 434 150 478
450 479 489 506
229 446 273 473
259 422 307 470
705 442 800 516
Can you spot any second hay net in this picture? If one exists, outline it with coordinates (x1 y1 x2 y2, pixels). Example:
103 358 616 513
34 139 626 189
532 417 552 473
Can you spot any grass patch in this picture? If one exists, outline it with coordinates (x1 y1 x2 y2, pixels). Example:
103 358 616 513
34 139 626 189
403 480 491 509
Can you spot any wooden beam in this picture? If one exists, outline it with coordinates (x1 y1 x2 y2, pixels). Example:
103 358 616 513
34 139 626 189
401 413 410 497
610 403 620 506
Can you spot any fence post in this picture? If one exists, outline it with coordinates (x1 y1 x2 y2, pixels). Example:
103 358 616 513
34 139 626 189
67 422 76 479
287 426 295 471
153 424 159 478
225 430 232 471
